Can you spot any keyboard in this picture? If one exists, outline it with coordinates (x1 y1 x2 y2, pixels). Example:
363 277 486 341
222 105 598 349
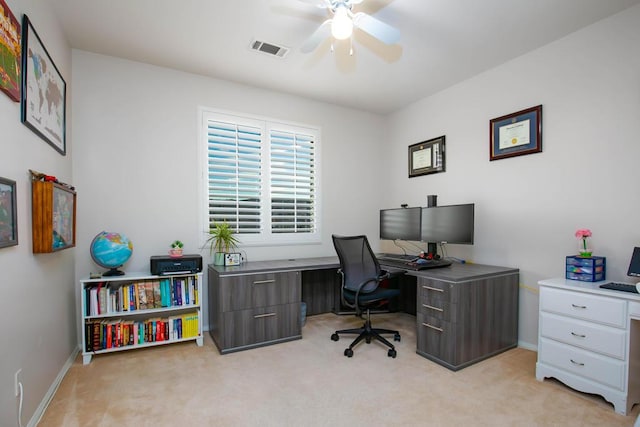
599 282 639 293
379 257 452 271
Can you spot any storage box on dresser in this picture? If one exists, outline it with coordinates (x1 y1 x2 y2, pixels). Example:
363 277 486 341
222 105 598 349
208 265 301 353
80 272 203 364
536 278 640 415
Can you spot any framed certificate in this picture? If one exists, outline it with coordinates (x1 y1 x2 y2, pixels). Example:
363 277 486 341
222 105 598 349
408 136 445 178
490 105 542 161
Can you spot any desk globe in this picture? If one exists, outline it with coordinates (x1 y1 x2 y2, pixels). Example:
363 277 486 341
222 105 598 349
90 231 133 276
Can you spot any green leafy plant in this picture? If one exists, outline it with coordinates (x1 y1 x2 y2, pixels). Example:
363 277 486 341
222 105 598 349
171 240 184 249
205 221 239 255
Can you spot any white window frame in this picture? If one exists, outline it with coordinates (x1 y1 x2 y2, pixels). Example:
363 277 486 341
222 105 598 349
199 107 321 247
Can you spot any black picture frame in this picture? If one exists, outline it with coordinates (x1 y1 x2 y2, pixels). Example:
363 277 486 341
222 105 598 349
20 14 66 155
0 177 18 249
490 105 542 161
408 136 446 178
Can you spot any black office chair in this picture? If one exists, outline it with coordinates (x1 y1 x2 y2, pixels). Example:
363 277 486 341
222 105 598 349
331 234 401 358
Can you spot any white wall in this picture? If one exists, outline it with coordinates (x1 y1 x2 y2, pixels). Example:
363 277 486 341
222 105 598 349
71 50 387 330
0 1 73 425
384 4 640 347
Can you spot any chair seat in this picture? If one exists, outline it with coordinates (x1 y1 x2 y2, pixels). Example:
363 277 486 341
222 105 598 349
343 287 400 305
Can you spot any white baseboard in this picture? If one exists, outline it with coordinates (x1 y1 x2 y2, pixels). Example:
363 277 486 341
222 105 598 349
518 340 537 352
27 346 80 427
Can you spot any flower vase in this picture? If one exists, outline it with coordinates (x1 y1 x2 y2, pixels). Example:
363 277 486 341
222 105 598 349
578 237 592 258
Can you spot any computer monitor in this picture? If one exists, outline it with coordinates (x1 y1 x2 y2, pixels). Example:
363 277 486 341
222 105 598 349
379 207 422 241
420 203 474 244
627 247 640 277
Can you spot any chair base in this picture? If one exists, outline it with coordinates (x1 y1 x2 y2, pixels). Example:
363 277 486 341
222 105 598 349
331 310 401 358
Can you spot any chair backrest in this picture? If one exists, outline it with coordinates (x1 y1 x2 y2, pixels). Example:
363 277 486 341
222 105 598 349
332 235 382 294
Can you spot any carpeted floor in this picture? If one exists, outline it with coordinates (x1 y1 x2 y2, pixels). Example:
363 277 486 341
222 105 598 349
38 312 638 426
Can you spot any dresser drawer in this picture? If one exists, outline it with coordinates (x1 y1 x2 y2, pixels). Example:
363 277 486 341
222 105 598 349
539 312 626 359
222 302 301 349
220 272 301 311
540 287 626 328
538 337 625 391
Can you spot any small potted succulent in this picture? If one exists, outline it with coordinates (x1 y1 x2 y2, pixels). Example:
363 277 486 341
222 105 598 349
205 221 239 265
169 240 184 258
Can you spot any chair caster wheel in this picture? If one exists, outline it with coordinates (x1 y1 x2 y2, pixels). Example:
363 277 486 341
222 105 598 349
388 348 397 358
394 333 401 342
344 348 354 357
331 333 339 341
365 337 371 344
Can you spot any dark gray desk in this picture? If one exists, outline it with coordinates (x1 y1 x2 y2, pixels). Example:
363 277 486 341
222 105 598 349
208 257 519 370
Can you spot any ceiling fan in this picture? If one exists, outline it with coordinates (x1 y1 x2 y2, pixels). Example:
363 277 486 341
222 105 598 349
299 0 400 54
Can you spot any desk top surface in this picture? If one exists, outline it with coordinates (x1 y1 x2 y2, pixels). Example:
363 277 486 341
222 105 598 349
209 256 518 282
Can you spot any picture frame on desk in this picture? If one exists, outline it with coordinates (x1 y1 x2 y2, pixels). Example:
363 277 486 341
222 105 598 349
490 105 542 161
20 14 67 155
408 135 445 178
0 177 18 249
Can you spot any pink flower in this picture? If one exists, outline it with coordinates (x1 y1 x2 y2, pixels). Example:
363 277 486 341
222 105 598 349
575 229 592 239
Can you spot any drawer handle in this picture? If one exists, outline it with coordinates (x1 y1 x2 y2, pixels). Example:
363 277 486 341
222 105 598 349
422 304 443 312
571 332 586 338
570 359 585 367
421 322 443 332
571 304 587 309
422 286 444 293
253 279 276 285
254 312 276 319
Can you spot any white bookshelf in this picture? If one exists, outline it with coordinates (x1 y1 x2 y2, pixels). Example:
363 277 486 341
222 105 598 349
80 272 203 364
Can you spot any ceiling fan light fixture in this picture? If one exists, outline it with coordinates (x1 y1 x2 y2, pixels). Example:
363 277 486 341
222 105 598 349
331 5 353 40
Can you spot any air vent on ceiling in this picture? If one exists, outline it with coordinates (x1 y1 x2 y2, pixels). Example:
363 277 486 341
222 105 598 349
250 40 289 58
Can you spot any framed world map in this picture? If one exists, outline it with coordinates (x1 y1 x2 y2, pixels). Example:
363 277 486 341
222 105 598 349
20 14 66 155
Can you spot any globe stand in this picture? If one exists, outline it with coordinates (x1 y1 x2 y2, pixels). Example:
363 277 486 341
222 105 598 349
102 268 125 277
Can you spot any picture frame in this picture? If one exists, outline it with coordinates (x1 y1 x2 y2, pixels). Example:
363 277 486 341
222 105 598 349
32 180 76 253
408 135 446 178
0 177 18 248
20 14 66 155
490 105 542 161
0 0 21 102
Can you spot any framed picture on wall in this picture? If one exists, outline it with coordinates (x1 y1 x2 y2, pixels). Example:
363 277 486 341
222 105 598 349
0 0 21 102
408 135 446 178
20 14 67 155
490 105 542 161
0 177 18 249
32 179 76 253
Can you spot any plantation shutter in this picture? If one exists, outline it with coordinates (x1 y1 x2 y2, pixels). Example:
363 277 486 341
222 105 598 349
207 120 262 234
269 129 315 234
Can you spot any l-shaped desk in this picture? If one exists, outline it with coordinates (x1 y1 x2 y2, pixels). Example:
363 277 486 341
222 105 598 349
207 256 519 371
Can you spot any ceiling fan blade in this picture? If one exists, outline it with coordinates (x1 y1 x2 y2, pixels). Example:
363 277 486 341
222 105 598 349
347 0 365 4
300 19 332 53
297 0 331 8
352 12 400 45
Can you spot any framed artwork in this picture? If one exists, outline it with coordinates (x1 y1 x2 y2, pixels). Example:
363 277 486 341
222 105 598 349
21 14 66 155
408 135 446 178
490 105 542 161
0 0 21 102
32 180 76 252
0 177 18 249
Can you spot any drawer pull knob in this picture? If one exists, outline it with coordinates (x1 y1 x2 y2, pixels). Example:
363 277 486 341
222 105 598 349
421 322 443 332
422 304 443 312
570 359 585 366
254 312 276 319
253 279 276 285
571 304 587 309
422 286 444 293
571 332 586 338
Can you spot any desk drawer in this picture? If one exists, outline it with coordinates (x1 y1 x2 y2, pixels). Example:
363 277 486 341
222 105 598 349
221 272 300 311
417 278 455 303
538 337 625 391
418 297 454 322
222 302 301 349
540 287 626 328
417 312 455 362
540 312 626 359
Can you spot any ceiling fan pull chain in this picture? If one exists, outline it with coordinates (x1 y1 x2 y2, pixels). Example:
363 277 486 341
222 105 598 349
349 37 354 56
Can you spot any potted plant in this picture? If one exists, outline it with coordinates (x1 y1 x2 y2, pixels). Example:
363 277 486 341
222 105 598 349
169 240 184 258
205 221 239 266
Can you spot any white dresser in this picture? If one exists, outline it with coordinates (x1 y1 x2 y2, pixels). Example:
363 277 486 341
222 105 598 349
537 278 640 415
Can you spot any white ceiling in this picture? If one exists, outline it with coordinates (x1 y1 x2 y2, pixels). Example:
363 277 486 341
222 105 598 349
49 0 640 115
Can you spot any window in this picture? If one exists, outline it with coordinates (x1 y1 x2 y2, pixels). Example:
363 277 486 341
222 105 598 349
201 109 320 246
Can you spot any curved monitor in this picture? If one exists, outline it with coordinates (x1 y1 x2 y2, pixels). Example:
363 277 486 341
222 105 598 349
379 207 422 241
421 203 474 245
